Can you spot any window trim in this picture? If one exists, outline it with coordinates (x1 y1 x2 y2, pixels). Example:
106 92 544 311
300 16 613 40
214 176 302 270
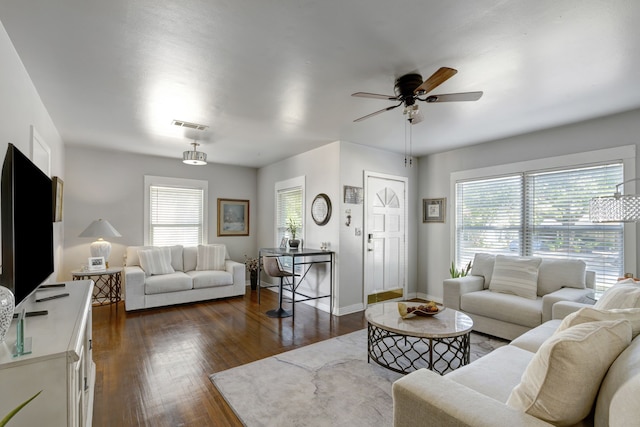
450 145 637 278
143 175 208 246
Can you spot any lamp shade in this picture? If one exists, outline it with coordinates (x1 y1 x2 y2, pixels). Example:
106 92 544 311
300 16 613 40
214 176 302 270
79 219 121 262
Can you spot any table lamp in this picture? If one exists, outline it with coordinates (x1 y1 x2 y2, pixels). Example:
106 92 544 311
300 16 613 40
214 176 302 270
79 219 122 267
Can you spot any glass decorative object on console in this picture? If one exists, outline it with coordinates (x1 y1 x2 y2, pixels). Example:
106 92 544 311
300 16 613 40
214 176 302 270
0 285 15 342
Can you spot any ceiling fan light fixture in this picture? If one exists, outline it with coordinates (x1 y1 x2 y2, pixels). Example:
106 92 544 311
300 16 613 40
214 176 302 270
183 142 207 165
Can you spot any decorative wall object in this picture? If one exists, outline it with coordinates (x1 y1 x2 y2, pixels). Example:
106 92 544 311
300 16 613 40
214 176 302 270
343 186 363 204
423 198 446 223
52 176 63 222
218 198 250 236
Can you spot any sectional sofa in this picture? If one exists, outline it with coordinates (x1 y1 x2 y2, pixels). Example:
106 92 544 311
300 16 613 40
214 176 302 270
393 280 640 426
123 244 246 311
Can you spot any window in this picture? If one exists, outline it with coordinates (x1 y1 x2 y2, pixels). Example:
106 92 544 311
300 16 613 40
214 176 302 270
455 162 625 289
275 176 305 250
144 176 208 246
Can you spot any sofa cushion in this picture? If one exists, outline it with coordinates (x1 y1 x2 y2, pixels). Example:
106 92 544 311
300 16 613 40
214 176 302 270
470 253 495 289
595 335 640 427
461 290 543 328
187 270 234 289
196 244 227 271
447 345 535 403
506 319 632 426
537 258 586 296
138 247 175 276
126 245 184 271
144 272 193 294
595 282 640 310
510 319 561 353
489 255 542 300
557 306 640 339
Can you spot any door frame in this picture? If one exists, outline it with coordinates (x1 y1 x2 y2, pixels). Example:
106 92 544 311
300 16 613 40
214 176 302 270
363 170 408 307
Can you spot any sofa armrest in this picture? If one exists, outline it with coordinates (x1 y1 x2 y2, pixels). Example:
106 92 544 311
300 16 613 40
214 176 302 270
542 287 593 321
225 260 246 287
443 276 484 310
392 369 552 427
124 265 146 311
552 300 593 319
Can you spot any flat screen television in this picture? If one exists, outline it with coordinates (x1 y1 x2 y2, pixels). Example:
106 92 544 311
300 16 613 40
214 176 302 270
0 143 54 307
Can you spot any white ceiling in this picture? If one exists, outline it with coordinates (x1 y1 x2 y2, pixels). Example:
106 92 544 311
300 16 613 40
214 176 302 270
2 1 640 168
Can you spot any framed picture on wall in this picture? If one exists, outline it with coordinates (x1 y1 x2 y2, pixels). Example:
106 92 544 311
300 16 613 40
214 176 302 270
217 198 250 236
423 198 446 223
52 176 63 222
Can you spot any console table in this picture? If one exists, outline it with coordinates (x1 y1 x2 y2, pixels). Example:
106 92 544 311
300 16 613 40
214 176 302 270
71 267 122 307
0 280 95 426
257 247 334 319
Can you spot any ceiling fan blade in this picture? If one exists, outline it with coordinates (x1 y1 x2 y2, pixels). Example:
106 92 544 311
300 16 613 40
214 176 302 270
414 67 458 95
353 103 402 122
423 91 483 103
352 92 398 101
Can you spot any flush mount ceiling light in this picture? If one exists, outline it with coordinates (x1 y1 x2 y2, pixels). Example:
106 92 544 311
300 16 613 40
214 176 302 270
183 142 207 165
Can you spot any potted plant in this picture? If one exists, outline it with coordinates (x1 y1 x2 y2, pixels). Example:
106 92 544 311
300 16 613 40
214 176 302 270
244 255 259 290
287 218 301 248
449 260 472 278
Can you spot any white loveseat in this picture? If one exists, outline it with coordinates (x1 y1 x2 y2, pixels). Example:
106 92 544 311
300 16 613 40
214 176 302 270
393 281 640 427
124 244 246 311
444 254 594 340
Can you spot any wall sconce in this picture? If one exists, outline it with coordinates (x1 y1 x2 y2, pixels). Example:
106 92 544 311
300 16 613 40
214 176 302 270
345 209 352 227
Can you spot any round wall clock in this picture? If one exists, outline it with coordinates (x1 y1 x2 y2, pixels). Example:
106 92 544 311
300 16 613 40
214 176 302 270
311 193 332 226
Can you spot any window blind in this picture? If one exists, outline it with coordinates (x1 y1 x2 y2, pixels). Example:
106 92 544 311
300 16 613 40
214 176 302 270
276 186 303 244
149 185 204 246
456 162 624 289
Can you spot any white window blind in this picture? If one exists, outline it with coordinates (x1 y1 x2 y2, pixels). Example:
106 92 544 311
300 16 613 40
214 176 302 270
456 162 624 289
276 187 303 244
145 176 207 247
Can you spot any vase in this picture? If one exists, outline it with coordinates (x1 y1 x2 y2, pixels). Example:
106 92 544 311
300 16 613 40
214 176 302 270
0 285 15 342
289 239 300 249
250 270 258 290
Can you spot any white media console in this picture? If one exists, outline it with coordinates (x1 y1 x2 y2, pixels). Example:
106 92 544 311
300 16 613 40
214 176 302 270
0 280 94 426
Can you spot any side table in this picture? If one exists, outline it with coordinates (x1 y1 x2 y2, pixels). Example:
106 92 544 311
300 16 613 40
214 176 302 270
71 267 122 307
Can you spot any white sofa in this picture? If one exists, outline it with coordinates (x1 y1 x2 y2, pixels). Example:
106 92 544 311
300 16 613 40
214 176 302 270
123 244 246 311
444 254 594 340
393 281 640 426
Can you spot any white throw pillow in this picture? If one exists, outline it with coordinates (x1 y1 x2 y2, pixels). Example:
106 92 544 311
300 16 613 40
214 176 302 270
557 307 640 339
196 244 227 271
595 283 640 310
489 255 542 300
506 320 632 426
537 258 586 296
138 247 175 276
470 253 495 289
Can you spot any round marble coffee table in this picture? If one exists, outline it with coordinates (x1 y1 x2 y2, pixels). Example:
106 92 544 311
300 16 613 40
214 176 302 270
364 301 473 375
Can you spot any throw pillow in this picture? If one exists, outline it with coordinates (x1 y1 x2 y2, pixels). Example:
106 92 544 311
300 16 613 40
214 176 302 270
595 284 640 310
470 253 495 289
196 244 226 271
537 258 586 296
489 255 542 300
557 307 640 339
138 247 175 276
506 320 632 426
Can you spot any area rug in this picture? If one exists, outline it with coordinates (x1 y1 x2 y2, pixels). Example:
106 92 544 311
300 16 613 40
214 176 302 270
209 329 506 427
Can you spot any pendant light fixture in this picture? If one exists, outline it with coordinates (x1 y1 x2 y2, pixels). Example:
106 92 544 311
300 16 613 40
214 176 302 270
183 141 207 165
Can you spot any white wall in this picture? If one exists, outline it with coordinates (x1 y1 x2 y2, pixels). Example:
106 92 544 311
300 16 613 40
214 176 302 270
63 146 257 280
0 22 65 280
418 108 640 301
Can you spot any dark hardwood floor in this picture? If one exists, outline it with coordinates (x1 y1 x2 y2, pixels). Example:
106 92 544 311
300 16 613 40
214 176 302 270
91 287 367 426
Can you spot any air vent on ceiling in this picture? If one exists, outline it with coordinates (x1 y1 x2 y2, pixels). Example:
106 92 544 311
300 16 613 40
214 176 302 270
171 119 209 131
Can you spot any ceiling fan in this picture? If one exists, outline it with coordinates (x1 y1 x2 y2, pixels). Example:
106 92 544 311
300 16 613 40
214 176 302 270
352 67 483 124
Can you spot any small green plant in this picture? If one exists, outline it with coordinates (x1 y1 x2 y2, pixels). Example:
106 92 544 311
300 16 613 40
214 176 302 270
450 261 472 278
286 218 300 239
1 390 41 426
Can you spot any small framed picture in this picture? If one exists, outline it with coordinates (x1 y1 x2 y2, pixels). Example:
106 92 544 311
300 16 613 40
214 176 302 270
52 176 63 222
279 237 287 248
88 256 106 271
217 198 250 236
423 198 446 223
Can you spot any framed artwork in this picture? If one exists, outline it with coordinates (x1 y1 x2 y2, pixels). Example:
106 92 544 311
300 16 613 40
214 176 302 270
88 256 106 271
217 198 250 236
52 176 63 222
423 198 446 223
344 186 363 204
